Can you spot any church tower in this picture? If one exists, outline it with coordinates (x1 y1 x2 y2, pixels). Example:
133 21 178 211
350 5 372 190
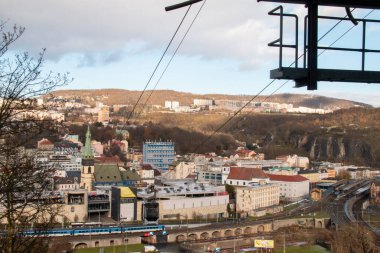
80 126 95 191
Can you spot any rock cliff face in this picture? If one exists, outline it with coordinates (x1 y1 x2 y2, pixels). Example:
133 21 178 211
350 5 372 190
223 109 380 167
284 133 375 166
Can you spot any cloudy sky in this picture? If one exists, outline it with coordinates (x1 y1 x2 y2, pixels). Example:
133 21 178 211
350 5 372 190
1 0 380 106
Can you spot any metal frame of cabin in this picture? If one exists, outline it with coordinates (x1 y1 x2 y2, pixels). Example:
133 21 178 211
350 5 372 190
259 0 380 90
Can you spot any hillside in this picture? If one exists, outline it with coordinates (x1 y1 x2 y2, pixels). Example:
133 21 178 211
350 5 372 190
51 89 370 110
136 108 380 167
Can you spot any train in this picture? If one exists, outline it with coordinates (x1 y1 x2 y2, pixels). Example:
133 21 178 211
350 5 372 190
20 224 166 237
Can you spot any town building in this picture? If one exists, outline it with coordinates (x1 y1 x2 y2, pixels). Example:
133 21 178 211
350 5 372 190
266 174 309 202
61 190 88 223
37 138 54 151
54 140 80 155
91 141 103 157
164 161 196 180
54 176 80 191
88 192 110 220
137 181 228 220
164 101 180 110
298 170 321 183
193 99 213 107
235 183 280 216
143 141 175 170
111 187 137 222
196 163 230 185
235 159 285 169
276 155 309 169
48 154 82 171
97 106 110 125
233 149 256 159
81 126 95 191
265 166 298 176
226 167 269 186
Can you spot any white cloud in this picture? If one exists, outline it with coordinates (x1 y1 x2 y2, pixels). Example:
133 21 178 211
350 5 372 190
0 0 284 69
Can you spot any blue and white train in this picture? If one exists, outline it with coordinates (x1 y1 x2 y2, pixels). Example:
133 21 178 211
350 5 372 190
20 224 166 237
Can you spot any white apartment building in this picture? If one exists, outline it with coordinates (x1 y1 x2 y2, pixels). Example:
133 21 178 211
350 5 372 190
194 99 213 107
164 101 180 110
267 174 309 202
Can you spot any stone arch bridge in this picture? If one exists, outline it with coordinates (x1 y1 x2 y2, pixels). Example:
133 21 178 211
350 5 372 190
51 218 328 249
168 218 327 243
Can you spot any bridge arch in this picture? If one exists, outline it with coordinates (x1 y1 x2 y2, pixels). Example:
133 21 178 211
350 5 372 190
74 243 88 249
95 241 99 247
244 227 252 234
224 229 233 237
257 225 265 233
212 231 221 238
176 234 186 242
188 233 198 241
200 232 210 240
317 220 323 228
235 228 242 236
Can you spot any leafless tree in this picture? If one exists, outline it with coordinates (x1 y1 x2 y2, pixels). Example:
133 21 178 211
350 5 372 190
0 21 70 253
0 146 62 253
331 224 380 253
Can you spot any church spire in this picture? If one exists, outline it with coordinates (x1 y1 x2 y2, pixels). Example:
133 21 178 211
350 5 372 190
83 125 93 159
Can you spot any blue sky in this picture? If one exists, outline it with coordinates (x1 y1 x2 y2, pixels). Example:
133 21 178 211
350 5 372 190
1 0 380 106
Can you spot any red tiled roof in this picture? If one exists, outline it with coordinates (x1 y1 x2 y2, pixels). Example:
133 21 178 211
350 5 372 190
153 169 161 177
186 174 196 179
227 167 268 181
237 149 256 155
266 173 309 182
38 138 53 145
95 156 122 164
142 164 154 170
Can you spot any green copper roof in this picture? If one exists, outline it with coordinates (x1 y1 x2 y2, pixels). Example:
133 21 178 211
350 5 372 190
83 126 93 159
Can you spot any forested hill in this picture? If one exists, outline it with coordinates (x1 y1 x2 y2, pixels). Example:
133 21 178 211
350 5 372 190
51 89 371 110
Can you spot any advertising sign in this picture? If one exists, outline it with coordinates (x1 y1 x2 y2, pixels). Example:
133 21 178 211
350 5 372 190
254 239 274 249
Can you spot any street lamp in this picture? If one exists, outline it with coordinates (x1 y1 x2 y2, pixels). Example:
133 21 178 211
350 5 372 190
179 214 189 239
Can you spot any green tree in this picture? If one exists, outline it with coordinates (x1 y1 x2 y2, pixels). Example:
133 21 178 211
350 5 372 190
225 184 236 200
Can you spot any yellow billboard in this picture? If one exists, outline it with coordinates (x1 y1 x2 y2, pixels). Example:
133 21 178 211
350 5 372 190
254 239 274 249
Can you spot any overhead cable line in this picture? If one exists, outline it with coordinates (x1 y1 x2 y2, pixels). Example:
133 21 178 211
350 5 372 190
136 0 208 119
191 79 276 153
126 5 192 123
192 8 374 154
